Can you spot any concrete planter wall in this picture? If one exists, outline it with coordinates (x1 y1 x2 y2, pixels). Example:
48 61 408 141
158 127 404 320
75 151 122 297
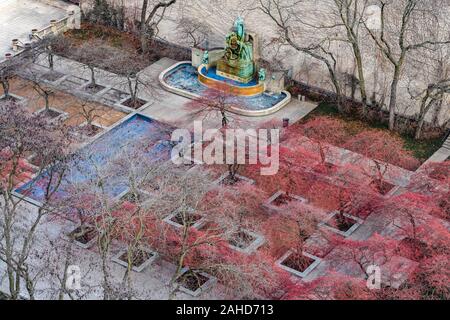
227 229 265 255
263 190 307 214
112 246 159 273
318 211 363 237
40 70 66 84
78 120 106 133
34 107 69 123
116 97 152 113
0 93 28 106
163 208 206 230
176 267 217 297
79 81 108 95
62 224 98 249
115 188 153 205
213 172 255 186
276 250 321 278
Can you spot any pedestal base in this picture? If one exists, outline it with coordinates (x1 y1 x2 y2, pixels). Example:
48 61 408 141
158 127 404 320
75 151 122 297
216 59 254 84
198 64 264 96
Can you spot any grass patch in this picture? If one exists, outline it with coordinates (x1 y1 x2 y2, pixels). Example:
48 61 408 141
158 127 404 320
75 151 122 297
304 101 340 119
403 136 443 161
302 102 442 162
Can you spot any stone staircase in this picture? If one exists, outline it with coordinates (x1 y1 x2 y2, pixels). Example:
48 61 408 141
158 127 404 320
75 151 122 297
443 135 450 150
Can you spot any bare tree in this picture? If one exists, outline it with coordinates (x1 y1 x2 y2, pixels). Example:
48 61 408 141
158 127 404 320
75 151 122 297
71 41 113 91
186 85 240 128
60 136 173 299
109 54 158 110
0 101 73 299
81 103 100 128
329 1 371 113
74 99 104 137
410 78 450 139
138 0 177 53
30 79 55 115
363 0 450 130
32 35 70 71
257 0 344 111
176 17 211 48
0 56 28 100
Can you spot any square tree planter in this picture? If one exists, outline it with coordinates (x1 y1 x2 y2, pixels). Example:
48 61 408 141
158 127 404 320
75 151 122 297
163 207 206 230
171 141 206 169
81 82 107 95
370 180 396 195
276 250 322 278
0 93 27 105
34 107 68 123
100 88 131 106
172 149 203 171
60 75 89 91
78 121 105 138
214 172 255 186
40 70 65 83
175 267 217 297
112 246 159 273
63 224 98 249
116 188 153 204
120 97 149 110
318 211 363 237
263 190 307 213
227 229 265 254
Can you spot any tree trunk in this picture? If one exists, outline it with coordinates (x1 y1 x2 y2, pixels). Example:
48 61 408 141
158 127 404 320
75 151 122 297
388 66 401 130
48 53 54 70
140 0 149 54
89 67 96 87
353 45 368 115
2 80 9 97
45 94 50 111
127 75 139 109
431 98 443 126
140 33 150 54
415 115 425 140
221 111 228 127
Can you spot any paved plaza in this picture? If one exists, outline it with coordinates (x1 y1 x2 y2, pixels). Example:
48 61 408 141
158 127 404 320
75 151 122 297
0 23 448 298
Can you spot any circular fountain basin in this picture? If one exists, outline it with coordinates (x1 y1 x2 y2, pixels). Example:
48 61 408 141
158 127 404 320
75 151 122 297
159 61 291 117
197 64 265 96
